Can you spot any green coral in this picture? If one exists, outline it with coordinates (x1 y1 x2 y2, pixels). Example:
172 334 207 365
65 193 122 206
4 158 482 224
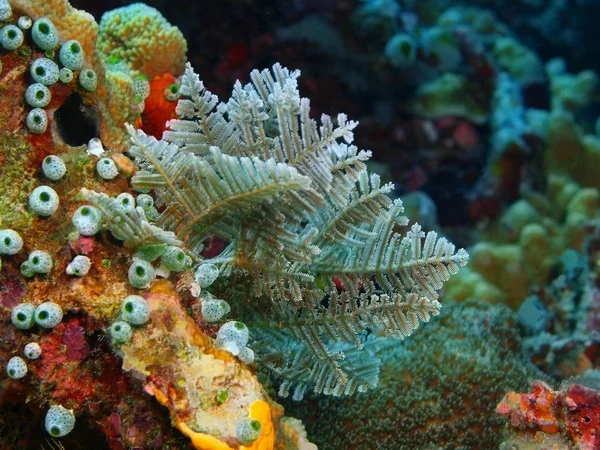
285 300 548 450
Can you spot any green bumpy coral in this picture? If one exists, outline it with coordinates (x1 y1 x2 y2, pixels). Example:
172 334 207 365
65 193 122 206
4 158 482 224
285 300 548 450
96 2 187 78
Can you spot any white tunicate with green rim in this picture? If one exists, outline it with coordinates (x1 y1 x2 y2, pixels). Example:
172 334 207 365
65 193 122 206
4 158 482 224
161 246 188 272
120 295 151 325
236 417 262 445
128 259 155 289
31 18 58 50
30 57 60 85
66 255 91 276
0 229 23 255
115 193 135 213
26 108 48 134
96 157 118 180
27 250 53 274
164 83 180 102
201 298 230 323
72 205 102 236
45 405 75 437
17 16 32 30
34 302 63 328
29 185 59 216
24 342 42 360
109 321 132 343
25 83 51 108
79 68 97 91
11 303 35 330
0 25 24 51
58 40 84 70
59 67 73 84
216 321 250 356
0 0 12 21
194 263 219 288
41 155 66 181
136 194 154 209
6 356 27 379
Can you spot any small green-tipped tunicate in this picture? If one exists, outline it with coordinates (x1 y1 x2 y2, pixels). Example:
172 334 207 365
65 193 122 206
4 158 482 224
59 67 73 83
133 75 151 101
115 193 135 213
29 185 59 216
31 18 58 51
0 25 24 51
109 321 132 343
237 346 255 364
136 194 154 210
24 342 42 360
27 250 53 274
6 356 27 379
161 246 189 272
121 295 151 325
11 303 35 330
45 405 75 437
17 16 32 30
164 83 180 102
0 229 23 255
128 259 155 289
30 57 60 85
58 39 84 70
79 68 97 91
41 155 66 181
201 298 230 323
34 302 63 328
72 205 102 236
25 83 51 108
194 263 219 288
96 157 118 180
384 33 417 69
236 417 262 445
66 255 91 276
0 0 12 21
26 108 48 134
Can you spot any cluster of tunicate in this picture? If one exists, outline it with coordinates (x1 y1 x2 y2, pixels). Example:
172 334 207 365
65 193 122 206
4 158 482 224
0 229 24 255
10 301 63 329
72 205 102 236
41 155 67 181
136 193 159 221
45 405 76 437
128 258 155 289
216 321 254 364
108 295 151 344
66 255 92 276
29 185 59 216
96 157 119 180
10 15 93 134
20 250 53 277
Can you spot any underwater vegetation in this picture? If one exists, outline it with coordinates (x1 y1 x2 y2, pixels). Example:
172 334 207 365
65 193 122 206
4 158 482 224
1 0 600 449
